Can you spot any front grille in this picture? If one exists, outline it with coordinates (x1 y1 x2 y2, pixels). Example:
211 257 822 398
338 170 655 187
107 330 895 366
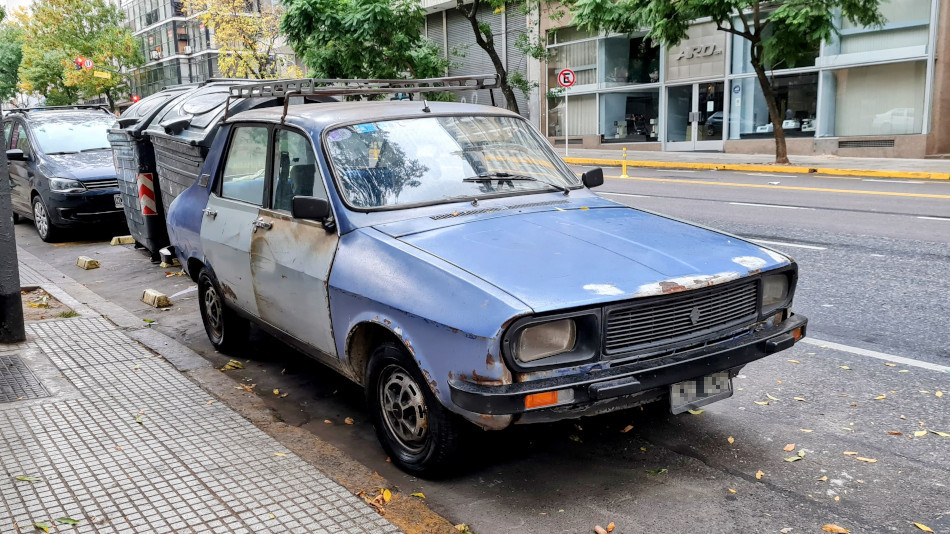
604 281 758 355
81 178 119 190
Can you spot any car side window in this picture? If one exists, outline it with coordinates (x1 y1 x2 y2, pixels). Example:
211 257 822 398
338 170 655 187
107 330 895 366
14 124 31 156
3 122 11 149
220 126 268 206
271 129 326 212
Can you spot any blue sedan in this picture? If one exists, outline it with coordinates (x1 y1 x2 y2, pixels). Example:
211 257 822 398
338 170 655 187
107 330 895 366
166 100 806 476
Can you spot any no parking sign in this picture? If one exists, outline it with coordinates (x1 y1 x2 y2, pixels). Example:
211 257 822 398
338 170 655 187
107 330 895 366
557 69 576 155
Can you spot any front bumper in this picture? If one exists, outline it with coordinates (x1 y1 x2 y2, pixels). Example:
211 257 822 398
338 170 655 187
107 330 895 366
47 190 125 227
449 313 807 416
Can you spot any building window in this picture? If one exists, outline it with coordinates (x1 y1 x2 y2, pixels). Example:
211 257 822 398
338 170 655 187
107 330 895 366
820 61 926 137
601 36 660 86
599 90 659 142
728 73 818 140
547 40 598 89
731 23 818 74
547 93 597 137
838 0 931 54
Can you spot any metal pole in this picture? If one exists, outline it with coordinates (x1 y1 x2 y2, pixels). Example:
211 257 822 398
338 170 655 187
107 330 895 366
0 107 26 343
565 92 569 158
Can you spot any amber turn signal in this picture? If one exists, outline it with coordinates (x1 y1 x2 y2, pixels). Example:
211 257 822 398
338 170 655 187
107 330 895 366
524 391 559 409
792 327 803 341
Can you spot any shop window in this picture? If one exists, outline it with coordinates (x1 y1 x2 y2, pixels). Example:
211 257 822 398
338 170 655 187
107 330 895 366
822 61 925 137
731 21 818 74
598 90 659 142
602 36 660 85
728 73 818 140
547 26 598 46
547 94 597 137
547 40 597 88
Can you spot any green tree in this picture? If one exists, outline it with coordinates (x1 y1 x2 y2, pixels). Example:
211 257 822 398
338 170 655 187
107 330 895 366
571 0 886 163
280 0 447 79
0 10 25 102
19 0 142 110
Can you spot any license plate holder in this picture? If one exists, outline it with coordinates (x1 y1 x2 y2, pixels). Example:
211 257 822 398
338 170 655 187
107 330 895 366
114 194 123 209
670 371 733 414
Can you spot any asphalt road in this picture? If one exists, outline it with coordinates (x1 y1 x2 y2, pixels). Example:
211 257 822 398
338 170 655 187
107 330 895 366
12 167 950 534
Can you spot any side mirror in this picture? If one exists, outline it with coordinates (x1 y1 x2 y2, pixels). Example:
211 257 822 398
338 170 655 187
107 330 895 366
291 195 330 222
6 149 27 162
582 167 604 188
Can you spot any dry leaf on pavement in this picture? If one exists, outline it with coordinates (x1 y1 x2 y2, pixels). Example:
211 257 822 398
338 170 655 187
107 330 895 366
913 523 935 533
843 451 858 456
345 417 355 425
755 470 764 480
794 397 807 402
382 489 392 503
787 360 801 364
937 391 944 398
874 394 886 400
754 401 770 406
767 393 780 401
687 409 704 415
884 363 896 367
784 456 802 462
594 526 608 534
728 436 735 445
410 492 425 499
913 430 927 437
728 488 737 494
274 453 286 457
839 366 851 370
887 431 903 435
606 522 615 532
856 457 877 463
783 443 795 452
821 524 850 533
801 429 814 433
930 430 950 437
817 476 828 482
620 425 633 433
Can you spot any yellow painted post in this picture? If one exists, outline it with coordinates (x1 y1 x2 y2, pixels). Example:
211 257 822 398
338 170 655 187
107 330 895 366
620 147 630 179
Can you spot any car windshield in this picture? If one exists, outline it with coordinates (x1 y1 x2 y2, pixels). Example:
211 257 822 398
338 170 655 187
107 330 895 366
31 114 114 154
325 115 579 209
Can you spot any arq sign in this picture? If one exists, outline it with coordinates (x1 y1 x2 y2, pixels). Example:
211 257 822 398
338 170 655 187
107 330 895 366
675 44 723 61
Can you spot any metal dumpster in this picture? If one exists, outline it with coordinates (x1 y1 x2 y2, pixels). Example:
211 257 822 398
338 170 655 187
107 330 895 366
108 84 198 259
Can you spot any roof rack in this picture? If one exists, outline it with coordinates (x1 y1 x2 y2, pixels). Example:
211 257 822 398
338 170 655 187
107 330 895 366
222 75 500 121
7 104 112 114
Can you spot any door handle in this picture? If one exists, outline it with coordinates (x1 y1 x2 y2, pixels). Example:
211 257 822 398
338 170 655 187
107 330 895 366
202 208 217 218
253 218 272 232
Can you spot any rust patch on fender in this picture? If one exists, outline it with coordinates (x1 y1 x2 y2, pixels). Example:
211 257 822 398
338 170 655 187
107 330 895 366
486 352 495 367
658 281 687 294
403 337 414 356
421 368 439 395
218 283 237 301
469 370 506 387
473 413 512 430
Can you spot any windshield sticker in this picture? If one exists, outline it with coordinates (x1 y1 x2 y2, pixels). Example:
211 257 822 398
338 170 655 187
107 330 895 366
353 123 378 134
327 129 352 142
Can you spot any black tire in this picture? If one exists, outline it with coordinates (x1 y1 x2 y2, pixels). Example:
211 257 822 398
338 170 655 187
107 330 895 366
367 342 463 477
197 268 249 352
32 196 59 242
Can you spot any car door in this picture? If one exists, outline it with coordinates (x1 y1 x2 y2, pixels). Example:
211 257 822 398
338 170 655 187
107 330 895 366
249 127 340 358
8 121 34 214
200 124 271 317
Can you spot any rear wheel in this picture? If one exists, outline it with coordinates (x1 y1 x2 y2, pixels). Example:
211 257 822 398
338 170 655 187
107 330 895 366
32 196 58 242
367 342 463 477
198 268 249 352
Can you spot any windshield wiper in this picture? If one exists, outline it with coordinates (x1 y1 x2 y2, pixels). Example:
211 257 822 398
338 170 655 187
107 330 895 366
462 172 570 195
80 147 110 152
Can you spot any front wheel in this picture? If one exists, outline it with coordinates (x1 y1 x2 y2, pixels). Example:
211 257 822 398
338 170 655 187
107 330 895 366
32 196 58 242
198 268 249 352
367 343 463 477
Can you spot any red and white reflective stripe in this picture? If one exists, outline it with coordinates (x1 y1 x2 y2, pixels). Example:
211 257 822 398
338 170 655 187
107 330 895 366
137 173 158 215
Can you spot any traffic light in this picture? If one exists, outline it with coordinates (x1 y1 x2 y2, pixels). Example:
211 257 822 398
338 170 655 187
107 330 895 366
74 56 84 70
131 95 141 103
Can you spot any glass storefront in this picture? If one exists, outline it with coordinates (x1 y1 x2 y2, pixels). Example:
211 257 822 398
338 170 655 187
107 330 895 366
599 90 659 142
728 73 818 139
823 61 927 137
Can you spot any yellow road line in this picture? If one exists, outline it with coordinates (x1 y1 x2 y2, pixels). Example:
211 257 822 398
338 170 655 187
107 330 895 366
566 157 950 181
604 175 950 199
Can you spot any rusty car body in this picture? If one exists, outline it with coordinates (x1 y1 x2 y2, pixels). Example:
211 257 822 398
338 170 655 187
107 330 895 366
165 94 806 476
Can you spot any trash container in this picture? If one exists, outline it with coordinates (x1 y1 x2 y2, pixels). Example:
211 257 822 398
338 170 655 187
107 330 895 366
108 84 199 259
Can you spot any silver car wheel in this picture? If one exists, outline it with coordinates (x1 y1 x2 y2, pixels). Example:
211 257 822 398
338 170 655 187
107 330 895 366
33 199 49 239
203 284 224 340
378 365 429 454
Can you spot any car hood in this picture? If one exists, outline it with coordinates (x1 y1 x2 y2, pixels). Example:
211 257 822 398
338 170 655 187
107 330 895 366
42 150 117 180
378 205 791 312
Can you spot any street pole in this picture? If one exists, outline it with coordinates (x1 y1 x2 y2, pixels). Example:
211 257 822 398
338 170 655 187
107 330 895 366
0 106 26 343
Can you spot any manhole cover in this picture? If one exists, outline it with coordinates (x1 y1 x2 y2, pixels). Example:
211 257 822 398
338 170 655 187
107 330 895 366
0 355 50 403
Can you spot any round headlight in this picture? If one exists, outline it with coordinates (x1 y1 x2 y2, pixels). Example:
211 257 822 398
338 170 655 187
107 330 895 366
516 319 577 363
762 274 789 308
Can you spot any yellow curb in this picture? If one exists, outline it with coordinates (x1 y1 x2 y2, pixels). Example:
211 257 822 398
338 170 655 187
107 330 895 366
563 157 950 181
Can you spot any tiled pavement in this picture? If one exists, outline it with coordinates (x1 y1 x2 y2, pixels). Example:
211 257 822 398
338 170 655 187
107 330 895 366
0 261 401 534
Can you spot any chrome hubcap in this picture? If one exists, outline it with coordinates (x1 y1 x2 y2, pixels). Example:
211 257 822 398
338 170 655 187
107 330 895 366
33 201 48 238
203 284 224 340
378 365 428 453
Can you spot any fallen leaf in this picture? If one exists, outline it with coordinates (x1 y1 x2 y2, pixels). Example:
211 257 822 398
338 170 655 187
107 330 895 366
800 429 814 433
937 391 944 398
755 470 764 480
206 400 214 405
783 443 796 452
843 451 858 456
135 414 143 424
33 522 51 533
839 366 851 370
901 415 907 419
606 523 616 533
15 476 41 482
884 362 896 367
382 489 392 503
887 431 903 435
54 518 79 525
268 514 275 520
236 383 256 393
899 369 909 373
784 456 802 462
324 419 332 424
787 359 801 364
929 430 950 437
569 435 582 443
914 523 935 533
280 393 288 398
821 524 850 533
798 450 806 458
273 389 280 395
345 417 355 425
754 401 770 406
794 397 806 402
728 488 737 494
410 492 425 499
817 476 828 482
647 468 667 475
687 409 704 415
455 525 473 534
856 457 877 463
621 425 633 433
766 393 780 401
874 394 886 400
913 430 927 437
274 453 286 457
727 436 735 445
594 527 608 534
640 447 647 452
834 496 840 502
781 529 793 534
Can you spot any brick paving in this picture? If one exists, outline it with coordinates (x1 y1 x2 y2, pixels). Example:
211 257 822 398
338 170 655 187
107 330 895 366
0 261 401 534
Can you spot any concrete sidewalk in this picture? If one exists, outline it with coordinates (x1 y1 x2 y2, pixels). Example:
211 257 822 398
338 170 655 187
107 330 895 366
562 148 950 180
0 250 401 534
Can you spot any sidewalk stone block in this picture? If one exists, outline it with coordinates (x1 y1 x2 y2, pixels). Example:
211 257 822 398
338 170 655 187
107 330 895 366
141 289 171 308
76 256 100 270
110 235 135 245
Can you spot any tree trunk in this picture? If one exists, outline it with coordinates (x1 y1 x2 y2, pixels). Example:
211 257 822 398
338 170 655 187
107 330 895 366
104 90 115 113
457 0 521 115
750 58 789 164
0 107 26 342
